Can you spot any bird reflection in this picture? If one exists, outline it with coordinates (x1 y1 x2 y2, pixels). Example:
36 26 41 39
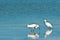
44 29 52 39
27 33 39 39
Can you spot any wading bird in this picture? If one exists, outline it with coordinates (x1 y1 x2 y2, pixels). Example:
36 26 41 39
44 19 53 28
27 24 40 32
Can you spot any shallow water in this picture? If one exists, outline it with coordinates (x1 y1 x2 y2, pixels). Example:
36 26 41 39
0 0 60 40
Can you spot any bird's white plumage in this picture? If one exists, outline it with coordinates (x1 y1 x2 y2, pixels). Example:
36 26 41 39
44 19 52 28
27 24 39 29
45 22 52 28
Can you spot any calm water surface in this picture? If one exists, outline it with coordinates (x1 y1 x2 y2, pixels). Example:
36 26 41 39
0 0 60 40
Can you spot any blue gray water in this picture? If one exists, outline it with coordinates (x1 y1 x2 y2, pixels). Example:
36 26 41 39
0 0 60 40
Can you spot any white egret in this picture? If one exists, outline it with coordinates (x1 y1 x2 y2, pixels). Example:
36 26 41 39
28 33 39 39
44 29 52 38
44 19 53 28
27 24 40 32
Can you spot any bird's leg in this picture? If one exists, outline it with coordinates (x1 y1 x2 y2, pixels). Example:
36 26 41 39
31 29 34 33
48 27 52 30
31 29 32 32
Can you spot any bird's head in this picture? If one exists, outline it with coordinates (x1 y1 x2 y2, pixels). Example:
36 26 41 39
35 25 39 28
44 19 47 22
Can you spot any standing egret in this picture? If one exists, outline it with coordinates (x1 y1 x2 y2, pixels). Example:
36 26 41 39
28 33 39 39
44 29 52 38
44 19 53 28
27 24 40 32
